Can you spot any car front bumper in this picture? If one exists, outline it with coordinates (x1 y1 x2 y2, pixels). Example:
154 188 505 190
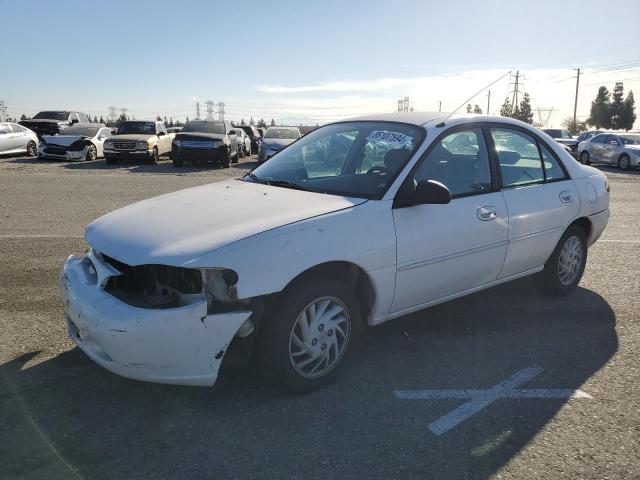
59 253 252 386
104 149 152 161
38 146 88 161
171 147 221 162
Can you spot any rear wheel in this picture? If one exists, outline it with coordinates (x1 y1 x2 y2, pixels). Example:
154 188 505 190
86 144 97 161
579 151 590 165
619 154 631 171
218 147 230 168
534 225 587 296
26 141 37 157
238 144 245 159
259 276 360 393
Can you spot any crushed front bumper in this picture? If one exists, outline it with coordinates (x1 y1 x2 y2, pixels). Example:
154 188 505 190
38 146 88 161
59 253 251 386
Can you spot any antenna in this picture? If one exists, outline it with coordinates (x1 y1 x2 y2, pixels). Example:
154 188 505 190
441 71 511 125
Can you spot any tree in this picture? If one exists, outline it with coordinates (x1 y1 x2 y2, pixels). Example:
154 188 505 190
514 93 533 124
117 113 128 124
240 118 246 125
621 90 636 131
499 97 513 117
257 118 267 128
20 114 27 120
156 116 162 122
466 104 472 113
249 117 255 126
587 86 612 129
185 116 190 124
169 117 174 127
99 116 105 124
561 117 586 135
163 116 168 127
610 82 625 129
270 118 275 126
473 104 482 114
93 115 98 123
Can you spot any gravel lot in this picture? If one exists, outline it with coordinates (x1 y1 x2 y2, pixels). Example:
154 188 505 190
1 154 638 480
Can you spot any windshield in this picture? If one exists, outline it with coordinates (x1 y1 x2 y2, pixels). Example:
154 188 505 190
265 128 300 139
116 122 156 135
243 121 424 199
62 126 99 137
619 134 640 145
33 111 69 120
182 121 225 134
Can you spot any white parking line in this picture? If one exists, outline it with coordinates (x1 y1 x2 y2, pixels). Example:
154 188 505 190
597 239 640 244
394 367 591 436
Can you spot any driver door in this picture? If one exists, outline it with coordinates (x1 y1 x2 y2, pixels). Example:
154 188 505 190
391 127 508 314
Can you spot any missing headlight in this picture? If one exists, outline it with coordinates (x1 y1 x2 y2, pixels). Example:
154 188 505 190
202 268 244 313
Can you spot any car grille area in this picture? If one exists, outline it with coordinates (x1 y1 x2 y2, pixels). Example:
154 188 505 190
112 141 137 150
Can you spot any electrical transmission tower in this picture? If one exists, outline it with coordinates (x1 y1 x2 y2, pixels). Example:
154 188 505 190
205 100 215 120
0 101 6 122
217 102 225 121
397 96 411 112
108 106 118 123
534 107 556 128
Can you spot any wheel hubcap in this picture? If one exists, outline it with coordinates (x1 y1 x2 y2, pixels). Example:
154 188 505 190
621 157 629 169
288 296 351 378
558 235 583 286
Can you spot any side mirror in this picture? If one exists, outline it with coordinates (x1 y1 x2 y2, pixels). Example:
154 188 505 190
396 179 452 208
157 131 165 136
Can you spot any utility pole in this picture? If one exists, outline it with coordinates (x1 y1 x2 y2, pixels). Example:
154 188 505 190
486 90 491 115
108 106 118 124
438 100 442 112
0 101 6 122
573 68 580 127
195 102 201 120
508 71 525 115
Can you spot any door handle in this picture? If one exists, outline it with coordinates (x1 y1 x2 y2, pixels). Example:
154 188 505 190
477 206 498 221
559 190 574 203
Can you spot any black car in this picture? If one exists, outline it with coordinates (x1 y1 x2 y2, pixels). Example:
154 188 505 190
171 120 238 168
542 128 579 156
20 110 92 137
236 125 261 154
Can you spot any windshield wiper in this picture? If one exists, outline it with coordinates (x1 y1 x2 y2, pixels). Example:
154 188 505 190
267 180 327 193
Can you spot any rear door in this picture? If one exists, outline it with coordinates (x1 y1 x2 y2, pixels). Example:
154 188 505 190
600 135 620 164
489 126 579 278
391 126 509 313
589 134 607 161
0 123 17 152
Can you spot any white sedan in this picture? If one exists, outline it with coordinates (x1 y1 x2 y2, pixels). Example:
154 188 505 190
60 113 609 392
39 125 112 161
0 122 38 156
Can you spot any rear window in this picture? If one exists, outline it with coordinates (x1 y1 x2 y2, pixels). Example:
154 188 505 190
265 128 300 139
33 111 69 120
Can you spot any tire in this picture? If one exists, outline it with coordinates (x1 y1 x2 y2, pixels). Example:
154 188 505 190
218 147 230 168
534 225 587 297
259 276 360 393
149 147 159 164
238 145 245 159
86 144 97 161
231 147 239 164
619 154 631 171
579 151 590 165
26 141 37 157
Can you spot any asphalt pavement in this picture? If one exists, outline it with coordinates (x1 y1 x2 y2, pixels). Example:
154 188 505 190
1 154 638 479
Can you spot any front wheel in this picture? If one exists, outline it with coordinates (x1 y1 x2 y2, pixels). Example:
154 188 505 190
149 147 159 164
619 154 631 171
259 276 360 393
534 225 587 296
579 151 590 165
26 140 37 157
86 144 97 161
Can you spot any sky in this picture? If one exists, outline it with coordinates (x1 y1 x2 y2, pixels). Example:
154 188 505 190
1 0 639 127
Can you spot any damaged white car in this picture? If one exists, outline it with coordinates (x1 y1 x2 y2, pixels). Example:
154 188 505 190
39 125 112 161
60 113 610 393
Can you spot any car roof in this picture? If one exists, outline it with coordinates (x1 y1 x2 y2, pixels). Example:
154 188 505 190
342 112 551 130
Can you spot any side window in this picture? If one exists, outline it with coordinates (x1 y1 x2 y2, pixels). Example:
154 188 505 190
157 123 165 134
491 128 544 188
591 134 606 144
9 124 24 133
412 128 492 197
100 128 111 138
0 124 10 134
539 143 567 181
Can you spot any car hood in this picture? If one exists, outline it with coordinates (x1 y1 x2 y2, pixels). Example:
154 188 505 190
42 135 88 146
109 134 156 141
20 119 66 125
175 132 226 140
86 179 367 266
262 138 296 148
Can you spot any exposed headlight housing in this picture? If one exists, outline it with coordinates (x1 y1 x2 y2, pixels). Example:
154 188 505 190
137 141 148 150
173 139 182 147
201 268 239 308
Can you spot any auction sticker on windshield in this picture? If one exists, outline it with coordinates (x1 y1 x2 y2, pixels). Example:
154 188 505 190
366 130 413 147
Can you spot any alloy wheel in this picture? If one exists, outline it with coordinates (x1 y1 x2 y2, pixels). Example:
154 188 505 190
558 235 583 286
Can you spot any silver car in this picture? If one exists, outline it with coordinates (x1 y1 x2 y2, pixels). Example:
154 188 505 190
0 122 39 157
578 132 640 170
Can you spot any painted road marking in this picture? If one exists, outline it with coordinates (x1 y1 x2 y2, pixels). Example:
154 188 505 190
394 367 591 436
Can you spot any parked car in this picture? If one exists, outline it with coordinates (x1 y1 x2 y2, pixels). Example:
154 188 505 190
171 120 238 167
19 111 91 137
576 130 602 143
257 126 301 163
578 132 640 170
38 125 112 161
0 122 38 156
60 112 609 393
237 125 261 154
542 128 579 156
229 128 250 158
103 120 172 164
167 126 183 134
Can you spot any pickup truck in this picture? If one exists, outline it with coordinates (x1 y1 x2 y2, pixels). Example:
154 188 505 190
20 111 92 137
103 121 174 164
